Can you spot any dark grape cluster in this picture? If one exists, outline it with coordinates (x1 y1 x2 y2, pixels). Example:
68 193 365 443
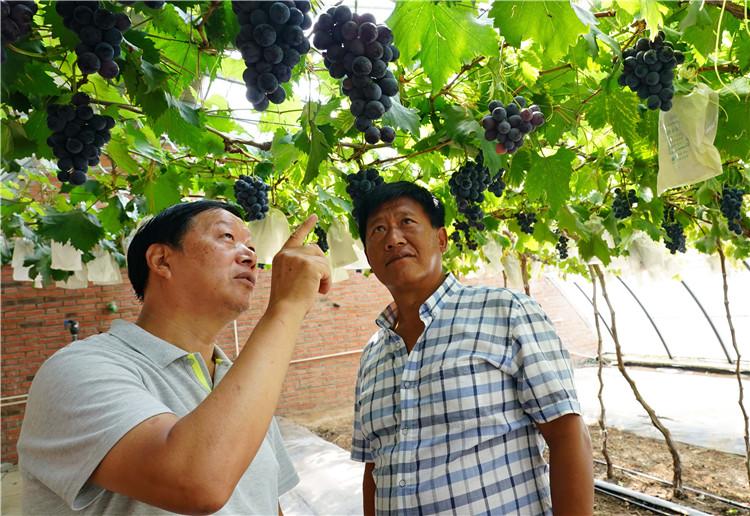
46 93 113 186
56 1 130 80
312 5 399 144
488 168 506 197
449 158 489 218
481 96 545 155
448 157 492 252
233 1 312 112
450 220 478 251
234 175 270 221
314 226 329 252
662 207 686 254
1 1 38 63
618 31 683 112
516 212 537 235
556 233 569 259
720 186 745 235
346 168 384 218
613 188 638 219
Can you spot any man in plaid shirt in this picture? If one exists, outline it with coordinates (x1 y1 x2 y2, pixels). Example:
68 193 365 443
351 181 593 515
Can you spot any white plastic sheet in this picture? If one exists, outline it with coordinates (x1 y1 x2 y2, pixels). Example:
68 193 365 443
56 265 88 289
247 208 291 264
11 238 34 281
327 219 359 268
657 83 722 194
87 247 123 284
51 241 83 271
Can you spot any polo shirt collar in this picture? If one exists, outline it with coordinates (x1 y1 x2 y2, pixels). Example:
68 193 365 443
375 273 461 330
107 319 196 368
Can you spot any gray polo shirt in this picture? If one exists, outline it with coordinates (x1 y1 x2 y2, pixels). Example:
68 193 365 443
17 319 298 515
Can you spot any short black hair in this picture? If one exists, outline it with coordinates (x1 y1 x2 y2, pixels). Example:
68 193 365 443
355 181 445 244
127 200 242 301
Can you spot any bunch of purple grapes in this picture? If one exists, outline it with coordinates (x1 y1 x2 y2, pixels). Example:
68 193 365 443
314 226 329 252
311 5 399 145
516 212 536 235
618 31 682 111
662 206 686 254
56 1 130 80
233 1 312 112
613 188 638 219
234 175 270 221
481 96 545 155
46 93 114 186
556 233 569 259
1 1 38 63
346 167 385 218
720 186 745 236
450 220 478 252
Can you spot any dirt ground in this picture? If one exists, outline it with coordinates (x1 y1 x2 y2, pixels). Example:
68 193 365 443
288 407 750 515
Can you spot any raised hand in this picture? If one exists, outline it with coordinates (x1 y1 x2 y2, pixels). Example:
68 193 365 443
268 214 332 315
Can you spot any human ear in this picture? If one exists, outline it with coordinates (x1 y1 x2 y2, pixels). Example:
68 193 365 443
437 227 448 253
144 243 173 280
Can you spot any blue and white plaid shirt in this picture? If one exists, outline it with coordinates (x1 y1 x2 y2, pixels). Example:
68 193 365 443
351 274 581 515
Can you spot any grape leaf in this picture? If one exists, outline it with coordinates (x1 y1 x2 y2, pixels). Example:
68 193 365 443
143 168 182 214
524 148 575 213
37 211 104 252
389 2 497 93
490 1 588 63
586 76 640 149
382 94 420 136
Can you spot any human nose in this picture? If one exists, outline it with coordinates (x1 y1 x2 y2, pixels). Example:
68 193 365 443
383 226 406 250
237 244 257 268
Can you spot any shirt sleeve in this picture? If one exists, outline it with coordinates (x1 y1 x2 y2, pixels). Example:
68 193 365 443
350 355 373 463
17 347 174 510
508 293 581 423
269 417 299 495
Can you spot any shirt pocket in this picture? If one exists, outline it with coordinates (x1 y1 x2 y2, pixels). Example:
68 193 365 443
418 348 522 443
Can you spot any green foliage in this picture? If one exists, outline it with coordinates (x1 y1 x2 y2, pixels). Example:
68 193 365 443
1 0 748 285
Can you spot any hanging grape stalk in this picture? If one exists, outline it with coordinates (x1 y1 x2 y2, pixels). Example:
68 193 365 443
618 31 683 111
46 93 114 186
481 96 545 155
312 5 399 144
233 1 312 112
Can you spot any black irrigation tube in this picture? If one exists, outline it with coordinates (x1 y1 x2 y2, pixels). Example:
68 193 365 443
594 459 750 511
594 484 674 515
595 480 711 515
680 280 734 364
616 277 674 360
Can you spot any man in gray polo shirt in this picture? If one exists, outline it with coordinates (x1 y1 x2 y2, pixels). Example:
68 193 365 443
18 200 331 515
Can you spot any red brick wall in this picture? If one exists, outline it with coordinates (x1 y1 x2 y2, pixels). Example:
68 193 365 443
1 266 594 464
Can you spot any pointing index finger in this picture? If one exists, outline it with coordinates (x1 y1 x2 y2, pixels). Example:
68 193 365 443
283 214 318 249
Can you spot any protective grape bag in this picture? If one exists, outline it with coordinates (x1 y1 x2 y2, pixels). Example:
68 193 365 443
327 218 359 268
657 83 722 194
51 240 83 271
247 207 291 264
11 238 34 281
500 254 524 291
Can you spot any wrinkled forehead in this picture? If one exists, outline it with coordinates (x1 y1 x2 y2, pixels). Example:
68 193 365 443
367 196 428 224
190 209 253 239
